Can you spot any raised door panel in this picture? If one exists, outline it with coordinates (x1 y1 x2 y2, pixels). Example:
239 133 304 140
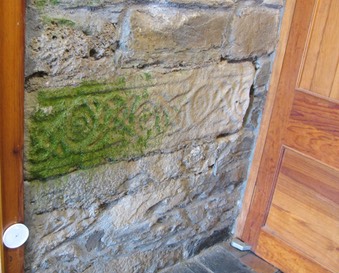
285 90 339 168
263 149 339 272
298 0 339 98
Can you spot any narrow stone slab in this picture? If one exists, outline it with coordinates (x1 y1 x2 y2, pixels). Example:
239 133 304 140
186 261 212 273
163 261 213 273
162 264 195 273
196 245 253 273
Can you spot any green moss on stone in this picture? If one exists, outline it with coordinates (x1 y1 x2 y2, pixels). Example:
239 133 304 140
42 16 76 28
35 0 59 8
27 78 170 180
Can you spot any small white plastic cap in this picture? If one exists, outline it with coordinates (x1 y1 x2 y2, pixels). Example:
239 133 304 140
3 223 29 249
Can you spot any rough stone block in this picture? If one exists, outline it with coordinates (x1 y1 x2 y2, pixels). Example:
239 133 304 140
161 264 195 273
32 0 124 9
119 6 232 67
254 56 274 87
167 0 234 7
223 7 280 60
244 95 266 129
253 86 267 97
162 261 212 273
185 262 211 273
26 15 119 80
263 0 284 7
25 62 254 179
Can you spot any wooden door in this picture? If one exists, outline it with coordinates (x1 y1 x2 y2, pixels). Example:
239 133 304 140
0 0 25 272
238 0 339 272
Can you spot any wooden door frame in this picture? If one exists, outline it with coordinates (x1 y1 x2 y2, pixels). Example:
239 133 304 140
0 0 25 272
235 0 297 243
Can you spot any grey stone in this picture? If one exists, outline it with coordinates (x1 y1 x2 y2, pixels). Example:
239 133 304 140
85 230 105 252
196 245 253 273
162 261 213 273
223 7 280 60
253 86 268 97
185 262 212 273
168 0 234 7
185 228 230 258
263 0 284 7
26 22 118 78
244 95 266 129
254 56 274 88
119 6 232 67
84 247 183 273
162 264 195 273
34 0 125 8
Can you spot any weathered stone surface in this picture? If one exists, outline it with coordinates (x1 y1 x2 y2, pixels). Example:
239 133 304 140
162 264 196 273
253 86 268 97
254 56 274 88
244 95 266 130
31 0 124 9
223 7 280 60
263 0 284 7
25 62 254 179
85 248 183 273
185 262 211 273
25 129 254 272
166 0 234 7
119 6 232 67
32 0 234 9
24 0 283 271
26 14 118 80
26 129 253 213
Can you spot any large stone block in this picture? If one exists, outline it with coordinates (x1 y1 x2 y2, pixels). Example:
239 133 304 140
25 62 254 179
223 7 280 60
263 0 284 7
167 0 234 7
118 6 232 67
26 15 119 81
31 0 124 9
254 56 274 88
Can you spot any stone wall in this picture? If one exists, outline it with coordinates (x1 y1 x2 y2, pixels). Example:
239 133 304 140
24 0 283 272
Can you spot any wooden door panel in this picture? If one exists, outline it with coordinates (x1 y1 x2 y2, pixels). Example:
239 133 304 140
275 149 339 207
240 0 339 272
264 149 339 272
257 229 332 273
298 0 339 98
241 0 316 246
290 91 339 137
332 66 339 100
284 90 339 168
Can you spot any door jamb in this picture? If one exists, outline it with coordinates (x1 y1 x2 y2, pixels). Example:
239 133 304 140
0 0 25 272
235 0 297 241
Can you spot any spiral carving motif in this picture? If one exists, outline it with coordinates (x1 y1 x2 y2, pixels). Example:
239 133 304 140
66 103 98 143
27 63 254 180
27 81 170 180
